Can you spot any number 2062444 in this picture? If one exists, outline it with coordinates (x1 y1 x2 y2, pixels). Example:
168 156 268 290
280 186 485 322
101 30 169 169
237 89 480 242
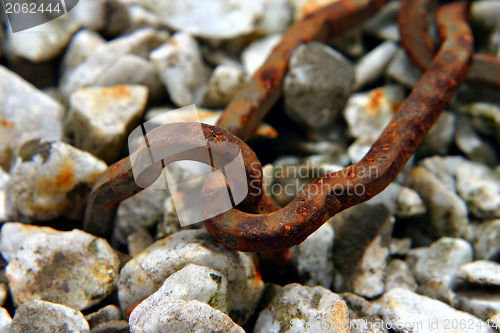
5 1 64 14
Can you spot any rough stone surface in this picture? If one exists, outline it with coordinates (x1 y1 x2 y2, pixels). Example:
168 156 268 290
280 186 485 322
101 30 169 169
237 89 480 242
284 42 354 128
61 29 106 78
85 305 122 330
69 84 149 163
363 1 400 41
474 220 500 261
354 40 398 90
150 31 211 107
7 140 107 221
413 237 473 304
9 300 90 333
406 166 469 238
375 288 495 333
201 65 245 108
60 28 168 101
332 204 393 298
136 0 265 40
418 111 456 157
0 223 119 310
385 259 418 292
241 33 282 77
113 186 169 248
0 66 64 170
129 264 233 324
344 85 405 139
7 14 80 62
290 222 334 288
118 230 263 324
254 283 350 333
456 116 498 167
386 49 423 88
0 307 11 332
455 161 500 219
130 299 244 333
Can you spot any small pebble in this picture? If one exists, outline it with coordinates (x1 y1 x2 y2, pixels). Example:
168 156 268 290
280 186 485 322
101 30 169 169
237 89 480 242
254 283 350 333
150 31 211 107
344 84 405 139
201 65 245 108
284 42 354 128
118 230 263 324
9 300 90 333
362 0 400 41
0 223 119 310
69 84 149 163
61 29 106 78
7 140 107 221
127 229 155 257
406 166 469 238
474 220 500 261
0 66 64 170
290 222 334 288
7 14 80 62
385 259 418 292
0 307 11 332
455 116 498 167
85 304 122 330
375 288 495 333
354 40 398 90
332 204 393 298
241 33 282 77
69 0 128 36
418 111 456 158
61 28 168 101
386 49 423 88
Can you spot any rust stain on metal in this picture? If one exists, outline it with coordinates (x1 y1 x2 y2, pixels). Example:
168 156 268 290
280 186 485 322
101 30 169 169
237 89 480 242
83 0 474 259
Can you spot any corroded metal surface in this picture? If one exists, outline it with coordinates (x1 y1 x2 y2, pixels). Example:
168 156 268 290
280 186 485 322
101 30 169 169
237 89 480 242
216 0 389 141
84 0 474 255
399 0 499 86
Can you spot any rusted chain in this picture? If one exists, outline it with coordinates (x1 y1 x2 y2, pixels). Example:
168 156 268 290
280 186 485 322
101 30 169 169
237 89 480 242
399 0 500 86
204 0 473 252
83 0 473 256
216 0 389 141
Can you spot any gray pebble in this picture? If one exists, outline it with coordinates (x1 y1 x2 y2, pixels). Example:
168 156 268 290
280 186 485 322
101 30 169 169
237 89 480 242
9 300 89 333
69 0 128 37
290 222 334 288
406 166 468 238
241 33 282 77
60 28 168 101
6 13 80 62
418 111 456 157
284 42 354 129
333 204 393 298
386 49 423 88
354 40 398 90
455 116 498 167
455 261 500 289
61 29 106 78
69 84 149 163
90 320 129 333
7 140 107 221
344 84 405 139
363 0 401 41
85 305 122 330
201 65 245 108
127 229 155 257
0 223 119 310
0 66 64 170
375 288 495 333
254 283 349 333
118 230 263 324
474 220 500 261
0 307 11 332
385 259 418 292
150 31 211 107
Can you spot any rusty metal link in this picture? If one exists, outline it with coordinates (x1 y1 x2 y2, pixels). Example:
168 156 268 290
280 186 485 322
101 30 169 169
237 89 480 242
399 0 500 86
216 0 389 141
83 0 473 255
